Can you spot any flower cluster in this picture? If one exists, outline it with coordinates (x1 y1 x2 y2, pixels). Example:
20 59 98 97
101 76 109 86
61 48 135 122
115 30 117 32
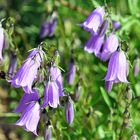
80 6 129 92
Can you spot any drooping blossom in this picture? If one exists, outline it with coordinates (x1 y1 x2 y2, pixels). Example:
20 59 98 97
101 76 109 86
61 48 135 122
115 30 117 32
15 101 41 135
84 33 104 56
104 50 129 83
39 13 57 39
0 27 5 62
14 89 39 113
10 48 44 93
98 19 108 37
50 65 64 96
42 81 60 108
80 7 105 33
44 124 52 140
112 20 121 30
67 58 76 85
65 96 74 125
99 34 118 61
105 81 113 93
8 52 17 78
133 57 140 77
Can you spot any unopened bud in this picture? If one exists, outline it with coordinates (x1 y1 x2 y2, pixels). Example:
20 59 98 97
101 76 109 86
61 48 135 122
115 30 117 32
99 19 108 36
112 20 121 30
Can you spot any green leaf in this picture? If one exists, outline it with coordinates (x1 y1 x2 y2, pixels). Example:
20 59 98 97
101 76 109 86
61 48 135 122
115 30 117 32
100 87 112 109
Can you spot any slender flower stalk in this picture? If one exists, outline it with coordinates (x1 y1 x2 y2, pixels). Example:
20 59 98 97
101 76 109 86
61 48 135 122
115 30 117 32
15 101 41 135
104 50 129 83
80 7 105 33
14 89 39 113
10 48 44 93
65 96 74 125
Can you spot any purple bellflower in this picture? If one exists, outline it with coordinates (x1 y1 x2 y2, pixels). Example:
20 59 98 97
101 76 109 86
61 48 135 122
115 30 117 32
42 81 60 108
14 89 39 113
0 27 5 62
39 13 57 39
15 101 41 135
44 125 52 140
65 96 74 125
67 58 76 85
10 48 43 93
80 7 105 33
84 33 104 56
100 34 119 61
133 57 140 77
50 65 64 96
112 20 121 30
104 50 129 83
8 53 17 78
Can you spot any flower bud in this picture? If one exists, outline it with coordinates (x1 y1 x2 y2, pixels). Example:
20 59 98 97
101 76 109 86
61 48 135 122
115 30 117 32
133 57 140 77
112 20 121 30
98 19 108 37
65 96 74 125
44 124 52 140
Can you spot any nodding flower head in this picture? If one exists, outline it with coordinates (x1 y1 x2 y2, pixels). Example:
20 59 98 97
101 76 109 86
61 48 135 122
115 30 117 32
15 101 41 135
104 50 129 83
80 7 105 33
10 48 44 93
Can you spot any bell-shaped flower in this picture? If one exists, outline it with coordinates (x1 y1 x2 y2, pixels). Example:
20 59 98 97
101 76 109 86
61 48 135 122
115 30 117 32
80 7 105 33
42 81 60 108
65 96 74 125
133 57 140 77
14 89 39 113
10 48 44 93
15 101 41 135
67 58 76 85
0 27 5 62
100 34 118 61
84 33 104 56
39 13 57 39
8 52 17 78
104 50 129 83
50 65 64 96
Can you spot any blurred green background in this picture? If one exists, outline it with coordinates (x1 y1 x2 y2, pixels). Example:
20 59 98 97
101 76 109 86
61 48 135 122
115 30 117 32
0 0 140 139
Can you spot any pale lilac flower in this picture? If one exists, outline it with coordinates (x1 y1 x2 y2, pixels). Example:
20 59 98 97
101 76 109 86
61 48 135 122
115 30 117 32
15 101 41 135
10 48 43 93
65 96 74 125
0 27 4 61
44 125 52 140
50 65 64 96
80 7 105 33
133 58 140 77
98 19 108 36
112 20 121 30
104 50 129 83
14 89 39 113
100 34 118 61
105 81 113 93
67 58 76 85
42 81 59 108
8 53 17 78
39 14 57 39
84 33 104 56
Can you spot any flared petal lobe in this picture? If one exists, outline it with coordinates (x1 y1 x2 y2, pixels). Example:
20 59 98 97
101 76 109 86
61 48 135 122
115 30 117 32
15 102 41 135
80 7 105 33
100 34 118 61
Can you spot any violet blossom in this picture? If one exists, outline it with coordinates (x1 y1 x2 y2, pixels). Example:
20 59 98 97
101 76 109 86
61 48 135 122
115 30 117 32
65 96 74 125
80 7 105 33
99 33 119 61
112 20 121 30
104 50 129 83
14 89 39 113
105 81 113 93
10 48 44 93
0 27 5 62
67 58 76 85
15 101 41 135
